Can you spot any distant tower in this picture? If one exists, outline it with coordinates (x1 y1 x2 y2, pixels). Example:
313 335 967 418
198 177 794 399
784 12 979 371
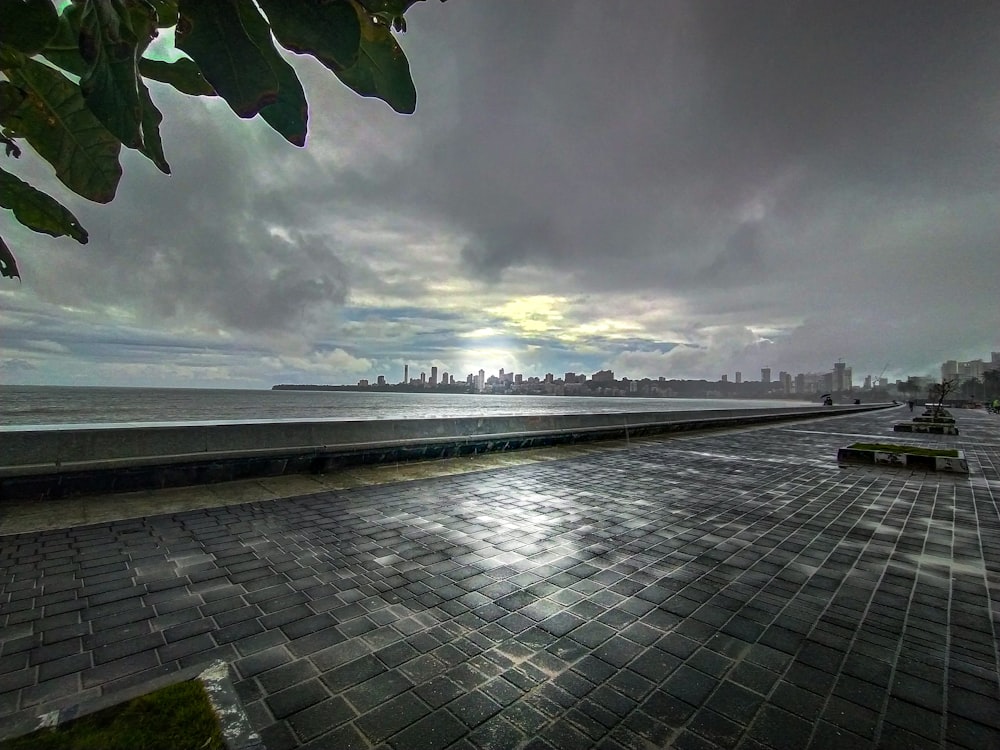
761 368 771 384
404 364 409 384
833 361 847 392
736 371 742 384
430 366 438 385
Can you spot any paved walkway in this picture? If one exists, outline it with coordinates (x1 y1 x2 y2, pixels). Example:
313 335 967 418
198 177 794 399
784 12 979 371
1 407 998 749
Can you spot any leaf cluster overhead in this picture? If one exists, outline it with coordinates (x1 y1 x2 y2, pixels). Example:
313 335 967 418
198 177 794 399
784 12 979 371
0 0 435 280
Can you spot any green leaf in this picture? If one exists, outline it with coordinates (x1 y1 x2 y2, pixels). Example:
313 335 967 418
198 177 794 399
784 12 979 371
38 2 87 77
139 57 215 96
136 78 170 172
359 0 427 33
234 0 307 146
357 0 424 16
0 81 27 121
176 0 278 118
0 43 28 69
0 165 89 242
258 56 308 146
146 0 178 27
0 0 59 55
3 57 122 203
335 0 416 114
256 0 360 72
78 0 146 150
0 234 20 279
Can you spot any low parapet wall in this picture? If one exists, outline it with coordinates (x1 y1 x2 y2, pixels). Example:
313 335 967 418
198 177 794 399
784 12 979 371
0 403 894 501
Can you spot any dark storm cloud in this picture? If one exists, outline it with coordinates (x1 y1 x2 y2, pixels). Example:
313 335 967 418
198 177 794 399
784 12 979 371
401 1 999 291
699 220 767 283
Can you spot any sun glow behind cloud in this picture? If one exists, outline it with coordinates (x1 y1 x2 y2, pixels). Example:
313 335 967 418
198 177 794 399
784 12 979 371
455 347 518 379
487 296 567 334
458 327 502 339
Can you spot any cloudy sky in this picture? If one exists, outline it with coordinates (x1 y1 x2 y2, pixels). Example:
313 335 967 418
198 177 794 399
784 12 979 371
3 1 998 389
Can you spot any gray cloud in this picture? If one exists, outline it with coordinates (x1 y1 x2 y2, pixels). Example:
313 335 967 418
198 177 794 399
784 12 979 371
394 2 1000 289
12 94 352 338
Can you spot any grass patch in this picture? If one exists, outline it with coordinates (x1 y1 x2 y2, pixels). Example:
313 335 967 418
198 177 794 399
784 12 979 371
0 680 224 750
849 443 959 458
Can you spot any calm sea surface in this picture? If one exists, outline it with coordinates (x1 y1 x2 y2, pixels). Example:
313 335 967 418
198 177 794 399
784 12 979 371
0 386 813 429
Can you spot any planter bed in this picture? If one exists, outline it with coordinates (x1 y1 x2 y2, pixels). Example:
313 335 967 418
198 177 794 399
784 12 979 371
912 415 956 424
837 443 968 473
0 662 260 750
893 422 959 435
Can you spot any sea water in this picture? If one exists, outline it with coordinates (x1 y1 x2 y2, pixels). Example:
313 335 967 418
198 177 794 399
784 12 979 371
0 385 813 429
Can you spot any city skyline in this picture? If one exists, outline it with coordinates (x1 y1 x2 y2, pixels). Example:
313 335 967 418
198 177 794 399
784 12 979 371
340 351 1000 397
3 3 997 389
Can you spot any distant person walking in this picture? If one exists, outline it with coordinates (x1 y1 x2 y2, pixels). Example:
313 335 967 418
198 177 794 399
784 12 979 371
908 400 915 412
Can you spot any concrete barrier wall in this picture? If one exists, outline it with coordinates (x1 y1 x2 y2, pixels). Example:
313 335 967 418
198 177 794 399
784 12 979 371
0 403 895 500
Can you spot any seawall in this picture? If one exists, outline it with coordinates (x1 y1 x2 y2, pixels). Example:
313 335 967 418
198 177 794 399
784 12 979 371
0 403 895 501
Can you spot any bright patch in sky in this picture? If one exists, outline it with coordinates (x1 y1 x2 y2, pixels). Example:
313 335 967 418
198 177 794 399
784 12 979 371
488 296 568 334
459 328 502 339
456 348 517 379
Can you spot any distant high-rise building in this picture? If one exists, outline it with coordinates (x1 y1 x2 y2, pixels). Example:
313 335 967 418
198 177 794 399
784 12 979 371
478 369 485 391
404 364 409 384
441 371 449 386
377 375 385 386
833 361 848 392
430 366 438 385
779 371 791 394
761 368 771 384
721 374 728 383
959 360 985 379
735 371 742 384
592 369 615 383
420 371 426 384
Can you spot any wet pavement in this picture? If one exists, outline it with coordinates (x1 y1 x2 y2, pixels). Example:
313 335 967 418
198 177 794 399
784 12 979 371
0 406 998 749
